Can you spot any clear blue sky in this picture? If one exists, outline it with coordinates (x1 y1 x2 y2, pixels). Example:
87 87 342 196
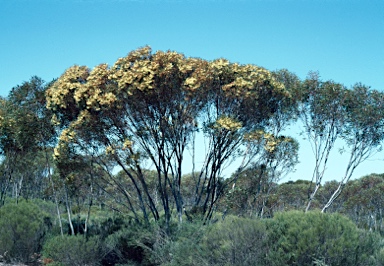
1 0 384 182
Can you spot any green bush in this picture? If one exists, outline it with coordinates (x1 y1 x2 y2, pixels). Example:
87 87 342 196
0 200 49 263
148 222 208 266
147 217 266 266
265 211 381 266
89 212 129 239
42 235 103 266
103 223 154 266
201 217 267 266
376 247 384 266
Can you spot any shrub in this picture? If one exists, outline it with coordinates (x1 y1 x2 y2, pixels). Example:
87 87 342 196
103 223 154 266
148 221 208 266
376 247 384 266
42 235 103 266
201 217 267 266
265 211 381 266
89 212 129 239
148 217 267 266
0 200 50 263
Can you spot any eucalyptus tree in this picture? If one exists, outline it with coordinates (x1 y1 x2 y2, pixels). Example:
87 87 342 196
217 69 300 218
270 69 301 135
46 47 293 227
47 47 209 227
0 77 56 205
322 84 384 212
223 135 299 218
0 97 21 205
234 69 301 217
338 174 384 232
298 72 347 211
191 61 295 221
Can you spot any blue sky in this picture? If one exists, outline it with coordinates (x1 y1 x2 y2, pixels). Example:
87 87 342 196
1 0 384 182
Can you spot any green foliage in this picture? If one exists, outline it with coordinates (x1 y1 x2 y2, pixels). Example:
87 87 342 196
328 174 384 234
42 235 103 266
148 221 208 266
270 180 314 211
223 166 275 217
265 211 380 266
86 211 130 239
0 77 56 206
201 216 267 266
144 217 268 266
376 247 384 266
0 200 50 263
102 223 154 266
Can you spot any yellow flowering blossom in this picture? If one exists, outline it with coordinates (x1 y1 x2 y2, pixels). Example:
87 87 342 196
244 130 265 141
59 128 76 142
105 145 115 155
264 133 279 153
53 146 61 160
184 77 201 91
52 141 69 161
122 139 133 150
50 114 60 126
71 110 91 129
211 58 230 72
214 116 242 131
46 65 90 110
245 130 283 153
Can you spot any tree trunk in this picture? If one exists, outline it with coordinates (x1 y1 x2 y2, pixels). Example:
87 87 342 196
45 149 64 237
65 186 75 235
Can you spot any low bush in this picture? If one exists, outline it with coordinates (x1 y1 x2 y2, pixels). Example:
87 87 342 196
264 211 381 266
200 217 267 266
103 223 154 266
148 222 208 266
146 217 267 266
0 200 50 263
42 235 104 266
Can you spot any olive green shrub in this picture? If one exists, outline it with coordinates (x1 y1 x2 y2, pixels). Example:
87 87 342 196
0 201 49 263
103 223 154 266
265 211 381 266
376 247 384 266
148 222 208 266
42 235 103 266
200 216 267 266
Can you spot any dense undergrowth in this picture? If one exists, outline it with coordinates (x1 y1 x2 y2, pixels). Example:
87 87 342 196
0 198 383 266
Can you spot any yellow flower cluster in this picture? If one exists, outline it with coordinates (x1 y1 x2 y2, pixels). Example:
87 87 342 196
210 58 230 73
46 65 90 110
184 77 199 91
263 133 279 153
179 57 199 73
50 114 60 126
59 128 76 142
53 146 61 160
71 110 91 129
74 64 108 104
105 145 115 155
215 116 242 131
52 127 77 160
209 61 286 100
245 130 285 153
244 130 265 141
110 47 155 93
122 139 133 150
